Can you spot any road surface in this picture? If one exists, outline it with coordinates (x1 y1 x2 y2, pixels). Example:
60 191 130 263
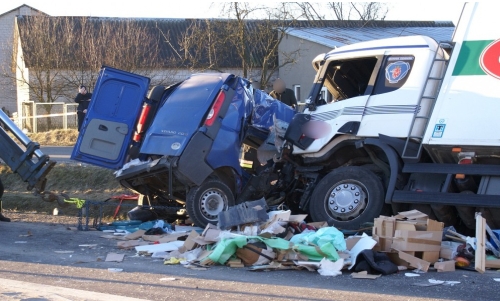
40 146 76 164
0 218 498 301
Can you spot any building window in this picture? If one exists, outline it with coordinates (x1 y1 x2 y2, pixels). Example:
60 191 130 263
293 85 301 102
320 87 332 102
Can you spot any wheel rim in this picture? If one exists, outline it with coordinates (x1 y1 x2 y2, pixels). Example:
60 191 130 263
200 188 227 221
325 180 368 222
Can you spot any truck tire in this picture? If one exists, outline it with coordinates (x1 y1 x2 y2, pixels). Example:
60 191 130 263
186 178 235 228
309 166 384 230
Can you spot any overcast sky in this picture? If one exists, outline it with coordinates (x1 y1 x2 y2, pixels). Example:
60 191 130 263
1 1 465 25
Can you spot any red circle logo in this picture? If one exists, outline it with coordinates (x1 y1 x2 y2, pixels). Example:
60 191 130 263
480 39 500 79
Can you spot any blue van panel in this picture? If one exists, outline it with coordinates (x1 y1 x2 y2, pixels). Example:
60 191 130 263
140 73 232 156
206 78 253 174
71 67 150 169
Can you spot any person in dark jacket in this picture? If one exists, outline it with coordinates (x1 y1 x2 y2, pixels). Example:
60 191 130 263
269 78 297 109
75 85 92 131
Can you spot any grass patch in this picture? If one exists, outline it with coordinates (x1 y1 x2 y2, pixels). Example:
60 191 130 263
27 129 79 146
0 163 130 215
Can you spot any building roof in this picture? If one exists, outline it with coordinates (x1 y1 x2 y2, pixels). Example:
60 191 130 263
286 21 455 49
0 4 45 17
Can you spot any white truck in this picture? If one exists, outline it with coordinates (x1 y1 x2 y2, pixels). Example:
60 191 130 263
72 2 500 231
275 2 500 231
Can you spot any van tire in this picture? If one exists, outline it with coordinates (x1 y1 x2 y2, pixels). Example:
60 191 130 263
186 178 235 228
309 166 385 230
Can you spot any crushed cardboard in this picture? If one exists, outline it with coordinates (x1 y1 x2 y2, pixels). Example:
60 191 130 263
434 260 455 272
105 253 125 262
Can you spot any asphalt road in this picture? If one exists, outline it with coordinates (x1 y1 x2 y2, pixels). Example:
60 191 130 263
0 219 499 301
40 146 76 164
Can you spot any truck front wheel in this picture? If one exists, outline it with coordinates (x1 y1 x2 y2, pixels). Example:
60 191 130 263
186 178 235 228
309 166 385 230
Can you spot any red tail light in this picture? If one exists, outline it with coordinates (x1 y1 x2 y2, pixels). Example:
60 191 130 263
133 103 151 142
458 157 473 165
205 91 225 126
456 155 473 179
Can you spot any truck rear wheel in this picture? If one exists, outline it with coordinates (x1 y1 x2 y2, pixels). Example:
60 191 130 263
186 178 235 228
309 166 385 230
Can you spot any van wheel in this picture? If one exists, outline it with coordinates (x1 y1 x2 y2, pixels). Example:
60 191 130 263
186 178 235 228
309 166 385 230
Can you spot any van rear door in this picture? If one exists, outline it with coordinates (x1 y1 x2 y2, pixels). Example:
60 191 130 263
71 66 150 169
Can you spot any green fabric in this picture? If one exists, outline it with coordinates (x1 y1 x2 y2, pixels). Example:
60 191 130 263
208 236 248 264
207 229 344 265
290 227 346 251
207 236 292 265
64 198 86 209
289 227 345 262
294 242 339 262
452 40 493 76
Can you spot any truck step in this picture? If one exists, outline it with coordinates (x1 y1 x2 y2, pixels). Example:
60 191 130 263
402 163 500 175
392 190 500 208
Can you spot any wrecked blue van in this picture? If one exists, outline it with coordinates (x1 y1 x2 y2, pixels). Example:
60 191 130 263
72 66 295 227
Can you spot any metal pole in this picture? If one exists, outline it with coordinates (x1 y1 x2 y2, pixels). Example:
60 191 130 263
63 104 68 130
32 103 37 134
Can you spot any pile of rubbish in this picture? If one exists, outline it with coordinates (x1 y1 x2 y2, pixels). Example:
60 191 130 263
99 200 500 278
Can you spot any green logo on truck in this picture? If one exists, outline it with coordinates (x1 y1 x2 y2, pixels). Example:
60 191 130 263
453 40 500 78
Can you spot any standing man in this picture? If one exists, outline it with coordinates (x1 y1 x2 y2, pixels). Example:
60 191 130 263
269 78 297 109
75 85 92 131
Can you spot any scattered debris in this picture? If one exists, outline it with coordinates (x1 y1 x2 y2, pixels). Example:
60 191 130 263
434 260 456 272
428 279 460 286
105 253 125 262
351 271 381 280
19 231 32 237
317 258 343 276
92 207 500 281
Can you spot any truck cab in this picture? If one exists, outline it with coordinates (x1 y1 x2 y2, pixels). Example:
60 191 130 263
287 35 448 156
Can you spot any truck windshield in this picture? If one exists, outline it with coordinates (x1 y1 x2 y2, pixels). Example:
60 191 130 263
323 57 378 102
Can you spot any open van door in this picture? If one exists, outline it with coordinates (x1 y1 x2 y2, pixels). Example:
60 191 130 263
71 67 150 169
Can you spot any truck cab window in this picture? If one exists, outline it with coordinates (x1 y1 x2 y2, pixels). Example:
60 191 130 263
322 57 378 102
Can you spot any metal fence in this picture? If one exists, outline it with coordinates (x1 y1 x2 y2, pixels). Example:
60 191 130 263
18 101 78 133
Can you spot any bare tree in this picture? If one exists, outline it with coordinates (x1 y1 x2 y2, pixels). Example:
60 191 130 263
218 2 303 89
293 2 388 21
8 16 177 130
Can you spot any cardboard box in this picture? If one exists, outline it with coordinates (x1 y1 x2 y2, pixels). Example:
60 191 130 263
374 210 444 265
178 230 200 253
391 230 442 252
372 216 395 252
391 250 430 272
434 260 455 272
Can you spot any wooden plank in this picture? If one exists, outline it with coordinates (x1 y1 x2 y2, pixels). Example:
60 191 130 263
475 213 486 274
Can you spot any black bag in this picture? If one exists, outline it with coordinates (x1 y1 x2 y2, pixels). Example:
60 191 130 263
353 249 398 275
